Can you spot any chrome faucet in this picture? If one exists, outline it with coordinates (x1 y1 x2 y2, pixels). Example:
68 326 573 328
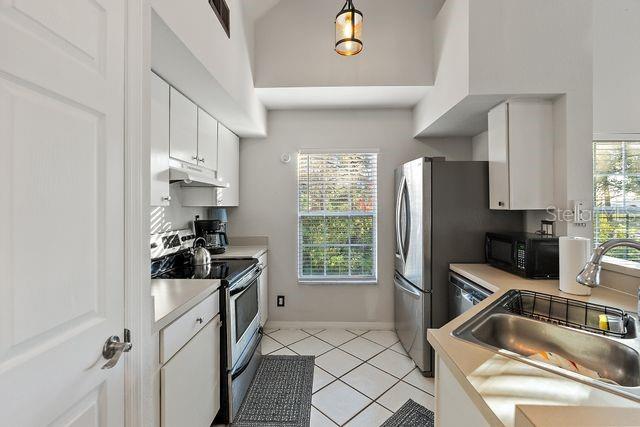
576 238 640 287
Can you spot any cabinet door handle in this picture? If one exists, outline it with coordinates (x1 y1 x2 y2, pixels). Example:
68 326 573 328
192 155 198 161
196 317 204 324
162 195 171 202
199 157 205 163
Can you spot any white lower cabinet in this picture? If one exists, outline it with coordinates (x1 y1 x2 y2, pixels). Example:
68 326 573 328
161 315 221 427
435 355 489 427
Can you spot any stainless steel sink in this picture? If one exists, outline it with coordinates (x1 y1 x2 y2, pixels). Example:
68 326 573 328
453 289 640 401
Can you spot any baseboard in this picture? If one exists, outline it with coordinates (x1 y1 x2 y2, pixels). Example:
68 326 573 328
264 320 394 330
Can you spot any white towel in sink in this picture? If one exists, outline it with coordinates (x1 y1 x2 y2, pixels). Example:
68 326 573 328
527 351 619 385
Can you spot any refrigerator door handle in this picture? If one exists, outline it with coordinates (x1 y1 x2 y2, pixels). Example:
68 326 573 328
401 179 411 262
395 176 406 263
394 273 421 298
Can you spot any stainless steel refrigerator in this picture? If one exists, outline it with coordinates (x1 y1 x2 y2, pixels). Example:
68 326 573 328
394 158 523 376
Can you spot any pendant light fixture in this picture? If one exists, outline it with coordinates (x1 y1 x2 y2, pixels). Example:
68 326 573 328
335 0 363 56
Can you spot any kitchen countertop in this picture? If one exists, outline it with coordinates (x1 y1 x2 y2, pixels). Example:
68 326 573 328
428 263 639 427
211 245 267 260
151 278 221 331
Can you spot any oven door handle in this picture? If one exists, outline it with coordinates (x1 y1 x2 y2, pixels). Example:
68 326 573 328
231 330 263 380
229 267 263 296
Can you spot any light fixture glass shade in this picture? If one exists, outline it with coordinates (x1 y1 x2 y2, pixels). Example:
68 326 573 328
335 1 363 56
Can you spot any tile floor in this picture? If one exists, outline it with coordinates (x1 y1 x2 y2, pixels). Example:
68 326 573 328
262 327 435 426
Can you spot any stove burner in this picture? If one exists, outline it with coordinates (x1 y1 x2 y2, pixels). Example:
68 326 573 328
152 256 257 285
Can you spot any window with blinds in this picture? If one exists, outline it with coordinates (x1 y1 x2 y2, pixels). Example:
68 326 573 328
594 140 640 261
298 152 378 283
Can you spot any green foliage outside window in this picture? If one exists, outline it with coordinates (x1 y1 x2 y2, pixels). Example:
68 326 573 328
298 153 377 281
594 141 640 261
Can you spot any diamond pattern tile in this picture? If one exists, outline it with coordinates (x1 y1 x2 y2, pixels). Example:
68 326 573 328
270 347 297 356
269 329 310 346
315 348 363 377
368 349 415 379
341 363 398 399
389 341 408 356
258 328 434 425
362 330 399 347
377 381 435 412
312 381 371 425
316 329 357 346
313 366 336 393
262 335 283 355
403 368 435 395
339 337 386 361
289 336 334 357
344 402 393 427
310 406 338 427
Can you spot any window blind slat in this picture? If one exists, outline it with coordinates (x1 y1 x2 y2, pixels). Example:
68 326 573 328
594 140 640 262
298 152 378 281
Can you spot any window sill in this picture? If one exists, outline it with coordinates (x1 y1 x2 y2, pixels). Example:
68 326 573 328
601 255 640 279
298 280 378 286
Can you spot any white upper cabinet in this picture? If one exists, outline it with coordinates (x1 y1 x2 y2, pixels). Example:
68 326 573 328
217 124 240 207
151 72 171 206
488 99 554 210
197 108 219 172
169 87 198 165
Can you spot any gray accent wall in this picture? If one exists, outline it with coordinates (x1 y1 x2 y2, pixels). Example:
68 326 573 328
227 109 473 324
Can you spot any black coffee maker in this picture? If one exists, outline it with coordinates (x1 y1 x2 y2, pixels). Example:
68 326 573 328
194 210 229 255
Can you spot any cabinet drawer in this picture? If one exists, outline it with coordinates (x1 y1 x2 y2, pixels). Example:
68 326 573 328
160 291 219 363
161 317 221 427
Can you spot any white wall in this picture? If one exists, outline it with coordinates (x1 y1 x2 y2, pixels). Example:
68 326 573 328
151 0 266 136
471 131 488 161
413 0 470 136
228 109 472 323
593 0 640 135
254 0 440 88
150 184 209 234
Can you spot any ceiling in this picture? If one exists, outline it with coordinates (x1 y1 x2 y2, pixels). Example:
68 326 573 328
256 86 430 110
243 0 441 111
242 0 283 23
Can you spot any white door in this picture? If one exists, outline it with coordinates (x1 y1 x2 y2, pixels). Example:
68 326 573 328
197 107 218 172
0 0 127 425
169 87 198 165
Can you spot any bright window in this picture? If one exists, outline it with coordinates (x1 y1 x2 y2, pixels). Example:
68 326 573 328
297 152 378 283
593 140 640 261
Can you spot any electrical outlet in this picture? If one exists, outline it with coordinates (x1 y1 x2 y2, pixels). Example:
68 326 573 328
277 295 285 307
572 200 589 224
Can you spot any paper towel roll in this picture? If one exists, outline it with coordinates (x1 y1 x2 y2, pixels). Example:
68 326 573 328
559 236 592 296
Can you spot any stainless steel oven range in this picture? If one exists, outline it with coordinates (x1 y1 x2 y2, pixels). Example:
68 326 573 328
220 260 264 423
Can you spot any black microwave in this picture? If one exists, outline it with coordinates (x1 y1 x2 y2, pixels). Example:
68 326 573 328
485 232 559 279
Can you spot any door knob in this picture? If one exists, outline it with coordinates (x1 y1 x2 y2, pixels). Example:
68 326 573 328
101 329 132 370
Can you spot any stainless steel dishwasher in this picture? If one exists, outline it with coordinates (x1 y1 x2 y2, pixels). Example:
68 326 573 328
448 271 492 319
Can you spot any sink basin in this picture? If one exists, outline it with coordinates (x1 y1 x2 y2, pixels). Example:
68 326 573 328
453 290 640 401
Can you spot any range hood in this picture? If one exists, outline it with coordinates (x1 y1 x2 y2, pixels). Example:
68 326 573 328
169 158 228 188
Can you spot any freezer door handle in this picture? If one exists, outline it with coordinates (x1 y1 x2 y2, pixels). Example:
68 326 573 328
395 176 405 263
394 274 421 298
395 176 411 263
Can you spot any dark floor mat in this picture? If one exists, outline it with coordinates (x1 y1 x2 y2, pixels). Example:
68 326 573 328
233 355 314 427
